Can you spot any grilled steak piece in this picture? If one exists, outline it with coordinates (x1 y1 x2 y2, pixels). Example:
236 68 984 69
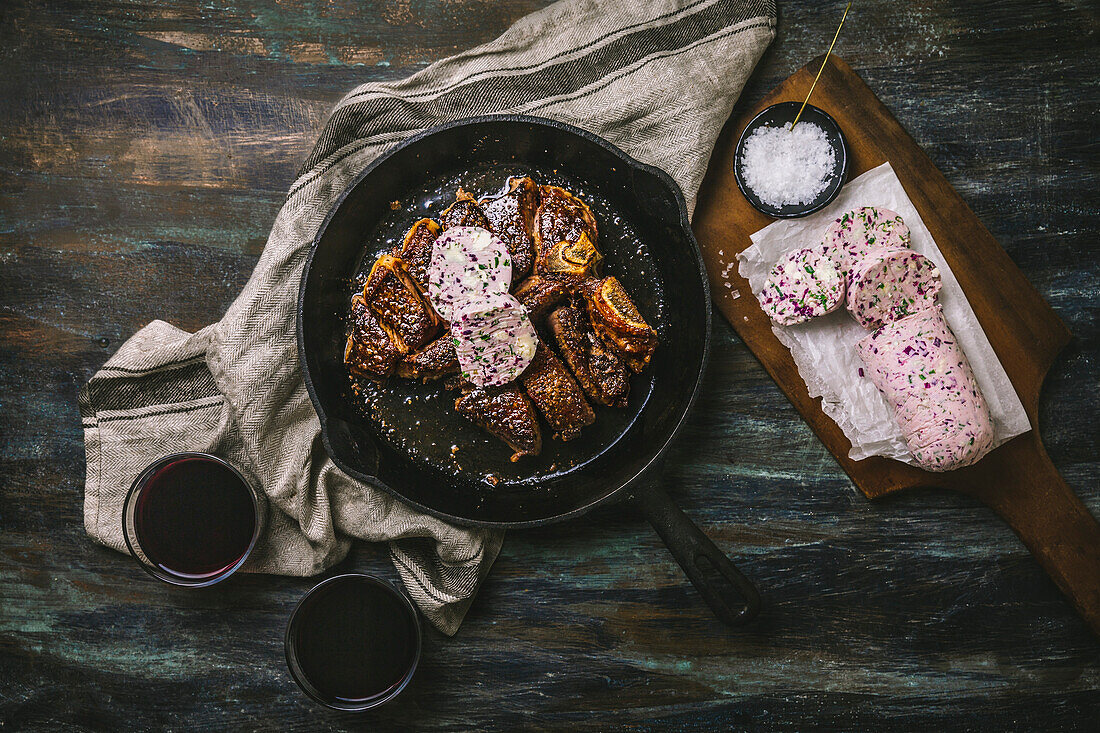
578 276 658 373
455 384 542 461
548 306 629 407
513 275 570 324
363 253 441 353
440 188 491 231
536 231 602 281
533 185 598 266
480 176 538 280
345 294 402 378
519 342 595 440
392 218 441 289
395 332 459 381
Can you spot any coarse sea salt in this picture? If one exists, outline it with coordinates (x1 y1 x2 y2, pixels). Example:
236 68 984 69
740 121 836 208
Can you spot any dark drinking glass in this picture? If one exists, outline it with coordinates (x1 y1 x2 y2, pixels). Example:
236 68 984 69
285 574 422 711
122 452 265 587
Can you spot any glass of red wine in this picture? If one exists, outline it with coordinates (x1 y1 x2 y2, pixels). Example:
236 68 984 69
285 574 422 711
122 452 266 587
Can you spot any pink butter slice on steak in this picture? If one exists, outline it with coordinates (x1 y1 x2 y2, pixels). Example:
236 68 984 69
451 293 538 387
426 226 512 323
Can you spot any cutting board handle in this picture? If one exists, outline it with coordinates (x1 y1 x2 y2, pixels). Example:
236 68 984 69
952 433 1100 636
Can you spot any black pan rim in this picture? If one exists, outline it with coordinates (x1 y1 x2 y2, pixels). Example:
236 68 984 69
297 113 712 529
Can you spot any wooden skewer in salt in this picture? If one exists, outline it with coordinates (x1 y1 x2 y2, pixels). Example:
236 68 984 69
791 1 853 129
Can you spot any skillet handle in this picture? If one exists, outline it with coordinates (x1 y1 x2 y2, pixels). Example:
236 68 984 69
631 481 761 626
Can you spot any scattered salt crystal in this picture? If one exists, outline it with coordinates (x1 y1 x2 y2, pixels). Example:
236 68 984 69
739 121 836 208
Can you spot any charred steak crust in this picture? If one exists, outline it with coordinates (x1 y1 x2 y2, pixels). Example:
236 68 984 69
455 385 542 462
440 188 491 231
533 184 598 266
548 306 629 408
363 254 441 354
344 294 402 378
578 276 657 373
395 332 459 381
519 342 595 441
392 218 441 289
480 176 539 280
513 275 570 324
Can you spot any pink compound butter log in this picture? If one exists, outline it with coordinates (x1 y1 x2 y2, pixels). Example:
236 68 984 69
846 247 942 330
857 306 995 472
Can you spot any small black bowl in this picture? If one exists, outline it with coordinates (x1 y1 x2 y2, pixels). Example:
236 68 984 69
733 101 849 219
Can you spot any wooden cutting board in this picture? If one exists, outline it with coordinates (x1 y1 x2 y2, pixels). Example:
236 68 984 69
692 55 1100 637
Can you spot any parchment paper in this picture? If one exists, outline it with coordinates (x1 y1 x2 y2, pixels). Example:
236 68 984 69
737 162 1031 465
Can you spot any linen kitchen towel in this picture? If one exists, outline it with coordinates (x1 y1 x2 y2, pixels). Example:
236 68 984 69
80 0 776 634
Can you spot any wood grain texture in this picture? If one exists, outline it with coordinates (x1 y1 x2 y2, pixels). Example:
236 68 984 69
692 55 1100 636
1 1 1098 730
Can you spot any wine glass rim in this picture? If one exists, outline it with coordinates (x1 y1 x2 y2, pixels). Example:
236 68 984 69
283 573 423 712
121 451 265 588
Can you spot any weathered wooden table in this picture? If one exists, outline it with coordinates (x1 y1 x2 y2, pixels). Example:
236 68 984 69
2 1 1097 730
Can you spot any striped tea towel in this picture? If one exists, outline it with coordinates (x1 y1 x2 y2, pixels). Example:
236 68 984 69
79 0 776 635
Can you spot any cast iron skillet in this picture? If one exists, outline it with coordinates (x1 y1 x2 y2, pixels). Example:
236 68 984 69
298 115 760 626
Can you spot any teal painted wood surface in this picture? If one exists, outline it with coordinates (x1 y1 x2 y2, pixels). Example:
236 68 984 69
1 1 1098 730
